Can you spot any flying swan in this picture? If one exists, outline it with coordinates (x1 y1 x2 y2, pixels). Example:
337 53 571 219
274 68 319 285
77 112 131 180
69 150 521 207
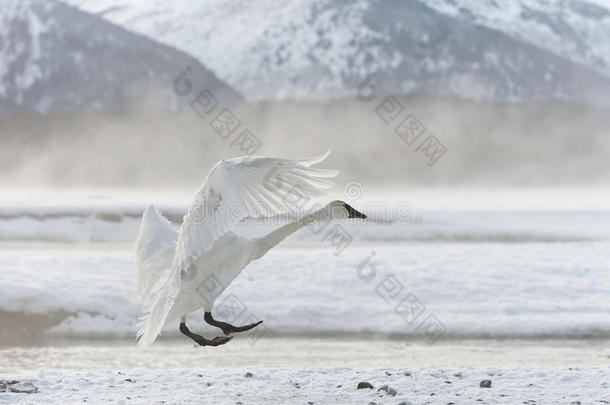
135 150 366 346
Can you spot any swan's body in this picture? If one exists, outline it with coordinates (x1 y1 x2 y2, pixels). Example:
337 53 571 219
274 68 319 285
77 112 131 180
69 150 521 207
135 151 365 346
161 230 257 320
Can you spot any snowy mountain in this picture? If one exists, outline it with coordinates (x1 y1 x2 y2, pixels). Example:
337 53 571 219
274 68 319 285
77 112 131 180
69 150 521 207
422 0 610 79
58 0 610 106
2 0 609 114
0 0 240 116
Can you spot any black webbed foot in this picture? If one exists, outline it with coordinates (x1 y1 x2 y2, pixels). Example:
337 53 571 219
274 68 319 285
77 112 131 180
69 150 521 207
180 321 234 347
204 312 264 335
220 320 263 336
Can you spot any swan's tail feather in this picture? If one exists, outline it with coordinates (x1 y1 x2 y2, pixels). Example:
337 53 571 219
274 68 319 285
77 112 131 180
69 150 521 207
136 288 175 346
135 205 177 303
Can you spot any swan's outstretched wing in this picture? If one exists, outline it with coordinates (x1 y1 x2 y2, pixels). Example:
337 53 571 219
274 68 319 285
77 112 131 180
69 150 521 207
135 205 178 302
137 151 337 346
172 150 337 275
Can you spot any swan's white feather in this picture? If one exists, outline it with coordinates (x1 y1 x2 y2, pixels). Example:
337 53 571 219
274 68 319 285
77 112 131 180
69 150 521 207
172 150 337 278
136 151 338 346
134 205 177 303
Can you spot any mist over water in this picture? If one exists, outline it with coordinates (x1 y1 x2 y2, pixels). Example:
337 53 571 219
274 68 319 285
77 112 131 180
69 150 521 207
1 90 609 190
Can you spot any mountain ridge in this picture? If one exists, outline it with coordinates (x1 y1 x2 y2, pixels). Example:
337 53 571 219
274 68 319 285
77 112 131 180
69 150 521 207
0 0 240 116
58 0 610 106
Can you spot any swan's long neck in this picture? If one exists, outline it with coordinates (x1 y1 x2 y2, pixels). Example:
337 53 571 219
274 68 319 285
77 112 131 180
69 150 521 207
254 207 328 260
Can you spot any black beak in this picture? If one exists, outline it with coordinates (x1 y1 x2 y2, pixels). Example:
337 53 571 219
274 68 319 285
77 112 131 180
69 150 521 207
343 203 367 219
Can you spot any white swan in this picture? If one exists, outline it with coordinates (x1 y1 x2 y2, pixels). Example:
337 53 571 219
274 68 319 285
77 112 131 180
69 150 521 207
135 151 366 346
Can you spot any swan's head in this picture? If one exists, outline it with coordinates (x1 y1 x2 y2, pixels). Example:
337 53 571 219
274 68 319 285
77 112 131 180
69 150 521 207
326 200 367 219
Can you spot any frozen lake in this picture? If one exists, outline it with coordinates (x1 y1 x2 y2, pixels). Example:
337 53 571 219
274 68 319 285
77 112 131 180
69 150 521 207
1 239 609 343
1 193 609 403
1 338 609 373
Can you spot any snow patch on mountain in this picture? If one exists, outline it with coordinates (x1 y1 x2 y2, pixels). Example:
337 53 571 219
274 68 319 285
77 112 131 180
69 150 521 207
0 0 240 115
60 0 610 105
422 0 610 78
0 0 52 104
59 0 403 100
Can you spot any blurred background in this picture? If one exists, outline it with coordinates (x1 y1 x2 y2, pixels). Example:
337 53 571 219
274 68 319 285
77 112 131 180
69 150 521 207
1 0 609 374
2 0 610 190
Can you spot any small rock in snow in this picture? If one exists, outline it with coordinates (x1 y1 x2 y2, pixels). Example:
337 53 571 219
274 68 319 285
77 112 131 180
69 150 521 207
377 384 397 396
357 381 374 389
244 372 253 378
480 379 492 388
1 380 38 394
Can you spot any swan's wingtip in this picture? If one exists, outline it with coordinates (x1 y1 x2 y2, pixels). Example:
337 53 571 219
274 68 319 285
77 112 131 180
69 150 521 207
301 148 332 166
319 148 331 161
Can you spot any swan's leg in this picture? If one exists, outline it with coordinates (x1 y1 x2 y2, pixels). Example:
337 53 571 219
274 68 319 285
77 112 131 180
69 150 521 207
179 317 233 347
204 312 263 336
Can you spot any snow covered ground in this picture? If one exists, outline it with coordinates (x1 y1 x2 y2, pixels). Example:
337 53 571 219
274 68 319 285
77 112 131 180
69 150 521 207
3 188 610 243
1 241 610 342
1 191 609 342
2 338 609 373
1 366 609 404
0 191 608 403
